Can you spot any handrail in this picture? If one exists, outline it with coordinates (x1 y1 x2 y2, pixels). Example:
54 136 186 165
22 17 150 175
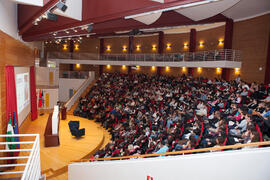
71 141 270 163
0 134 41 180
48 49 241 62
64 72 95 111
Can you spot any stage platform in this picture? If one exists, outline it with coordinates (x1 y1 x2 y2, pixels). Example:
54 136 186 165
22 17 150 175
19 114 111 180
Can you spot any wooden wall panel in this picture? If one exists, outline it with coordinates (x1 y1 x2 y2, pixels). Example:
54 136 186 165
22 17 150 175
160 67 181 77
76 38 100 53
133 35 159 54
0 30 35 135
59 64 100 78
197 25 225 51
132 66 155 75
163 33 190 53
45 42 66 52
104 37 129 54
103 65 123 74
232 14 270 83
101 65 223 80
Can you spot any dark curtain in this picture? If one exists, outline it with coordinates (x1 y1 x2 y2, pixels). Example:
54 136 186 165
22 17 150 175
5 66 20 156
5 66 19 131
30 66 38 120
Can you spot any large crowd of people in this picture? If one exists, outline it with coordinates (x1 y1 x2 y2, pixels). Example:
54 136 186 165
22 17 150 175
74 72 270 158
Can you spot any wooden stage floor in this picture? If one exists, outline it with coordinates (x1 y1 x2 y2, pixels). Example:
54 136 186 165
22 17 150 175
19 113 111 180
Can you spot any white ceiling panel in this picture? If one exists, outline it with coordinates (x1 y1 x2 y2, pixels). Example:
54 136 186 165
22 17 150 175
132 12 162 25
53 0 82 21
175 0 240 21
222 0 270 21
150 0 164 3
10 0 43 6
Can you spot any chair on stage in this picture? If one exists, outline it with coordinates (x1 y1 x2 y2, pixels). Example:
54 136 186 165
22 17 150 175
68 121 85 138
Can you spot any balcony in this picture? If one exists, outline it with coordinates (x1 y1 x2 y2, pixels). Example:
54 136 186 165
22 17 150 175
48 49 241 68
0 134 42 180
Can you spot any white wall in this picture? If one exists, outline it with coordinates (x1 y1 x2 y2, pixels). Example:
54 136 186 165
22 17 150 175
59 78 86 102
36 88 58 109
65 72 95 111
69 147 270 180
0 1 20 40
36 67 59 86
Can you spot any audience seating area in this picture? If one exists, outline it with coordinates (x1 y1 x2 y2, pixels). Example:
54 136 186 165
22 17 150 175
73 73 270 158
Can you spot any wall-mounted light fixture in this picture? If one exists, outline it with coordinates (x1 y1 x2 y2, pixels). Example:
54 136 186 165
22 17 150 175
122 65 126 70
76 64 80 68
218 39 224 46
182 67 187 73
136 45 141 51
184 42 188 49
122 45 127 52
235 68 240 75
197 67 202 73
199 41 204 48
136 65 140 70
166 43 171 50
74 44 79 51
151 66 156 71
152 44 157 51
106 45 111 52
216 67 222 74
106 64 111 69
63 44 68 50
165 66 170 72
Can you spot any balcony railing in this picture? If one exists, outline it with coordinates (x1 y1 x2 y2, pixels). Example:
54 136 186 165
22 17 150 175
0 134 41 180
60 71 90 79
48 49 241 62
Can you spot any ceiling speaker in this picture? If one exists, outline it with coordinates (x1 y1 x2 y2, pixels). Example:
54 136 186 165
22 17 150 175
47 12 58 21
56 1 68 12
87 24 93 32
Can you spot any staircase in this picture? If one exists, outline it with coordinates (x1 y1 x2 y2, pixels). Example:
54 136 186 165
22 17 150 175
67 79 97 115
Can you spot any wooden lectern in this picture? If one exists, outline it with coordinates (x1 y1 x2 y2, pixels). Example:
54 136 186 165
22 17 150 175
61 107 67 120
44 113 60 147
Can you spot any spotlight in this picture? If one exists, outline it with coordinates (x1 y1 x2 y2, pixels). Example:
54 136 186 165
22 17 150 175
56 1 68 12
42 13 48 19
36 17 41 22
